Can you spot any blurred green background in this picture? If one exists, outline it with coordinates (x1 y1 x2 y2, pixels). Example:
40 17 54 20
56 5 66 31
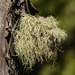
30 0 75 75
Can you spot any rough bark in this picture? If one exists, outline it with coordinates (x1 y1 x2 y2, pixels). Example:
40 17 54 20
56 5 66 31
0 0 38 75
0 0 10 75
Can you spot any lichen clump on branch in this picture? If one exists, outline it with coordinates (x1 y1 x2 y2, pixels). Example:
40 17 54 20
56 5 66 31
13 14 67 69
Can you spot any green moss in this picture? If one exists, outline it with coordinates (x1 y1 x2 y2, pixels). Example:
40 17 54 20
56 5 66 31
13 14 67 70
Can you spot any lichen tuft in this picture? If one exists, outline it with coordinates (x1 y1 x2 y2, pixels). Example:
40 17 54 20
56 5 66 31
13 14 67 70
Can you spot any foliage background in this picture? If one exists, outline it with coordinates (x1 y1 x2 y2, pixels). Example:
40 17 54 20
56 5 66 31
29 0 75 75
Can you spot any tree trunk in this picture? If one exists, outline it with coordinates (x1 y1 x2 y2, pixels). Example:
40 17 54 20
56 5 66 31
0 0 38 75
0 0 10 75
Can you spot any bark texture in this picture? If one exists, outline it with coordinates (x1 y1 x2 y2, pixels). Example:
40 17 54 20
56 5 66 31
0 0 10 75
0 0 38 75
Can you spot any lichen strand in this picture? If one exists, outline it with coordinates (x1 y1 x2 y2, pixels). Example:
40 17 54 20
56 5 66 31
13 14 67 70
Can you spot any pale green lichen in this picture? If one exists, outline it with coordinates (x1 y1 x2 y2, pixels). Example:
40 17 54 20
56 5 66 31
13 14 67 70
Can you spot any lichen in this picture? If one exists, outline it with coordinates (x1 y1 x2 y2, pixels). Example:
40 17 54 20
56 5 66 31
13 14 67 70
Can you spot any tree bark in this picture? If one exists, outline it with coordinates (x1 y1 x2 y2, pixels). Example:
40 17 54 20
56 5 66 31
0 0 10 75
0 0 38 75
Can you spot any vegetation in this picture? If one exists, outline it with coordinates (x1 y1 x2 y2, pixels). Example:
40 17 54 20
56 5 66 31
13 14 67 70
29 0 75 75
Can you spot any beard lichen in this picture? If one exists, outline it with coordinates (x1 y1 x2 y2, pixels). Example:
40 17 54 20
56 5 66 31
13 14 67 70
